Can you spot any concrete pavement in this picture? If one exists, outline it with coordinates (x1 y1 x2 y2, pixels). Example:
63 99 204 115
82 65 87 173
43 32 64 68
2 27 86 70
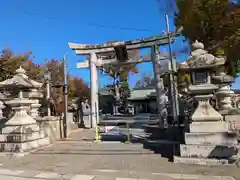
0 175 40 180
0 168 235 180
0 129 238 180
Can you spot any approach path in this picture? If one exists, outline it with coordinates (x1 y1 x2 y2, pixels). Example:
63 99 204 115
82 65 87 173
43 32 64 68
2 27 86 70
0 129 238 180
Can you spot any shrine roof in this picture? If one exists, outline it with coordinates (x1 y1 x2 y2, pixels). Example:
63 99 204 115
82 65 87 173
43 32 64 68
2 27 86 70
99 88 114 96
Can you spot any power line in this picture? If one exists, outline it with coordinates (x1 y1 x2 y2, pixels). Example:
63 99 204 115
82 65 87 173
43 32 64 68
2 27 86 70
22 11 155 32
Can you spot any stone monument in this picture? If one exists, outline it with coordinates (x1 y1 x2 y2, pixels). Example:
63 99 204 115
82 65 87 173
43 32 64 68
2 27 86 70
174 41 238 165
0 67 49 154
82 99 91 128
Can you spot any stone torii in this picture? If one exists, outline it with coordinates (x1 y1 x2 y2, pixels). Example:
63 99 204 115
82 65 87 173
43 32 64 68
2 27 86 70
76 53 102 128
68 33 180 127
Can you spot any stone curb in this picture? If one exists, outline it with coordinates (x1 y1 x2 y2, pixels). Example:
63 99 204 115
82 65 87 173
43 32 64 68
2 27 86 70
95 169 236 180
152 172 235 180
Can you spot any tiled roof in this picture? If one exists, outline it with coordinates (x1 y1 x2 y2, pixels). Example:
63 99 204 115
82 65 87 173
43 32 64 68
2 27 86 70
99 88 114 96
129 88 156 100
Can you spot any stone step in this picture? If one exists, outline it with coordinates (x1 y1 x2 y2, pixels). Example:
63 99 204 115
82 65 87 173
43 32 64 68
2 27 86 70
185 132 238 145
189 121 229 133
180 144 238 158
143 139 180 158
144 139 180 145
173 156 231 166
143 126 185 142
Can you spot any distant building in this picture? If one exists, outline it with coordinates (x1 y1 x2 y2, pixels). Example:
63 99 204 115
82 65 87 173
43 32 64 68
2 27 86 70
128 87 159 114
98 87 168 115
99 88 115 114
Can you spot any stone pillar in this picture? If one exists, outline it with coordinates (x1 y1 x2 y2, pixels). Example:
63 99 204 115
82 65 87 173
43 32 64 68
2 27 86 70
151 46 167 127
89 53 99 128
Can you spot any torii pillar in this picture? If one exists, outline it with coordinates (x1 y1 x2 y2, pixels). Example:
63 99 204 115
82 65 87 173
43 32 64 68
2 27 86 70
89 53 100 128
76 53 102 128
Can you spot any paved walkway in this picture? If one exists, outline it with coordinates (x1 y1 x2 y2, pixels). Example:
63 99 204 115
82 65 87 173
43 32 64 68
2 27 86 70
0 168 235 180
0 129 238 180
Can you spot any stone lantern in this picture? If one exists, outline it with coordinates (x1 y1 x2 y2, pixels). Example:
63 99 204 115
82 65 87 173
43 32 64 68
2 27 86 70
213 73 240 131
175 41 238 165
29 89 43 118
0 67 49 154
213 72 234 111
0 92 6 119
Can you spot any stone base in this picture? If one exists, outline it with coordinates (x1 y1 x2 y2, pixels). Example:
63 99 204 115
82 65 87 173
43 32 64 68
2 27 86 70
0 137 49 152
177 120 239 166
0 122 50 153
174 156 230 166
36 116 79 142
220 108 240 116
180 144 238 158
185 132 238 146
189 121 229 133
1 123 40 134
191 95 223 121
0 131 44 142
0 123 44 142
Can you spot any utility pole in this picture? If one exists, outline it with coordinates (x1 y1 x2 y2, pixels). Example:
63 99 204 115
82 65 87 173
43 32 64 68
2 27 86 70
44 69 51 117
46 73 51 117
63 55 68 138
46 83 51 116
165 13 179 125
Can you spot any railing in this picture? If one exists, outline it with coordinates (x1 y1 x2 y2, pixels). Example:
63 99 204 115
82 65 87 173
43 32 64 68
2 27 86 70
98 117 159 143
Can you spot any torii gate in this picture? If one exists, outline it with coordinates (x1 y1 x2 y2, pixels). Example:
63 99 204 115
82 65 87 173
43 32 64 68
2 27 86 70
68 33 179 128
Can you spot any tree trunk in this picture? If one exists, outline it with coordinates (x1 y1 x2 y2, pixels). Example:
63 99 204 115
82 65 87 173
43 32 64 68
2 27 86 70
115 83 120 101
113 76 120 101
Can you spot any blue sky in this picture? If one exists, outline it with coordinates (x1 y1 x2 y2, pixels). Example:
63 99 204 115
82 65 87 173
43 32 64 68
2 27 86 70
0 0 239 88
